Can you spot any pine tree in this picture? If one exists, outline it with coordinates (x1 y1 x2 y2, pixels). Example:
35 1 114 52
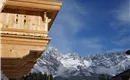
43 72 48 80
49 74 54 80
39 72 44 80
98 74 106 80
106 75 110 80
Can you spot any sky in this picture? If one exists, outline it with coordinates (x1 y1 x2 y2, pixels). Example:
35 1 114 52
48 0 130 56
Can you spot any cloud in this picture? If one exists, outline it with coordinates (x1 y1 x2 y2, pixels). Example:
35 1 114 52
49 0 129 55
116 1 130 24
112 37 130 46
57 66 67 76
81 38 103 49
32 64 49 73
49 23 72 53
80 38 104 52
110 0 130 25
49 0 106 55
96 67 116 75
48 0 87 53
105 48 129 53
110 0 130 48
57 65 77 76
71 38 105 54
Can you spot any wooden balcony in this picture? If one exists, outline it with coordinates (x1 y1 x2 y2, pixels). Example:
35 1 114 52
1 0 62 78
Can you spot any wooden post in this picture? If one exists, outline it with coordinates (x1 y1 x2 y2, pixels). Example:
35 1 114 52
44 12 48 31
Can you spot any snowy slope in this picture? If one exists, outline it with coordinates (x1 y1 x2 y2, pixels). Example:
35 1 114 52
1 71 9 80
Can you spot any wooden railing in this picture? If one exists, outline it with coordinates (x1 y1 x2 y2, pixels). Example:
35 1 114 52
1 11 51 37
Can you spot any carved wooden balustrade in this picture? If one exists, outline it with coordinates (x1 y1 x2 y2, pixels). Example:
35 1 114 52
0 0 62 78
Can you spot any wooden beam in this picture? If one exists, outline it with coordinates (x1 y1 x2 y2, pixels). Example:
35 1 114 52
1 36 51 46
1 33 51 40
1 27 49 34
6 0 62 11
10 0 62 6
48 11 58 30
2 66 34 70
1 33 50 40
0 0 8 12
1 60 36 67
1 50 42 71
3 71 29 77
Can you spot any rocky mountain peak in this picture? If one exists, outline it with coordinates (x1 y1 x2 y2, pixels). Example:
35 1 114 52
32 47 130 80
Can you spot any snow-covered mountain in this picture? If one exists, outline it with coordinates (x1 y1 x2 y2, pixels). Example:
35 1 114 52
1 71 9 80
32 47 130 80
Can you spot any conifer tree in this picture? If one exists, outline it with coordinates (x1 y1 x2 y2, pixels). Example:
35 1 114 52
98 74 106 80
48 73 54 80
43 72 48 80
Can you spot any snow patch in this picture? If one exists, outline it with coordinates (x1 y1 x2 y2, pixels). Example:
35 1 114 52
60 58 83 68
126 55 130 58
84 60 91 67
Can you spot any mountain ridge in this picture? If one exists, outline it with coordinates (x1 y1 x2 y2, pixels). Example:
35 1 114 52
32 47 130 80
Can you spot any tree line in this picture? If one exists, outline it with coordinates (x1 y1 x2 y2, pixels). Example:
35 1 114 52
9 72 54 80
98 74 111 80
9 73 111 80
